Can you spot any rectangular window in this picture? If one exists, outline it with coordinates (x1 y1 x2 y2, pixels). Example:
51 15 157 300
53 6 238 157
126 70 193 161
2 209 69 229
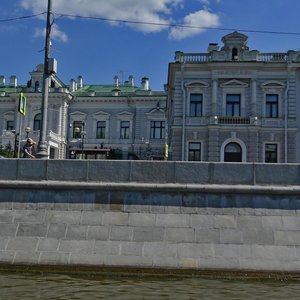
96 121 106 139
73 121 83 138
265 143 278 163
120 121 130 139
190 93 203 116
266 94 278 118
6 121 14 130
226 94 240 116
150 121 165 139
188 142 201 161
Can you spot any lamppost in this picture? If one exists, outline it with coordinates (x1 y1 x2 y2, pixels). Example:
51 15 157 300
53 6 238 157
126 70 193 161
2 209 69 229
74 126 80 158
11 130 19 157
25 127 31 138
81 129 86 158
74 122 86 159
36 0 52 159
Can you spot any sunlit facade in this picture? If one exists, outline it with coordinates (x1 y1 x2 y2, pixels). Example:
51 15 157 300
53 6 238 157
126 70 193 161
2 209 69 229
0 65 166 159
166 31 300 163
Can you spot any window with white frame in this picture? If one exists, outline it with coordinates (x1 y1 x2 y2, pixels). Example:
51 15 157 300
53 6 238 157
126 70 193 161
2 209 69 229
226 94 241 116
190 93 203 116
261 81 285 118
188 142 201 161
265 94 278 118
265 143 278 163
96 121 106 139
120 121 130 139
150 121 165 139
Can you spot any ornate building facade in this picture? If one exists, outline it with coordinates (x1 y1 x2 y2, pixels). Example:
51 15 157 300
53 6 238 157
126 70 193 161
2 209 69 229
166 31 300 163
0 64 166 160
2 31 300 163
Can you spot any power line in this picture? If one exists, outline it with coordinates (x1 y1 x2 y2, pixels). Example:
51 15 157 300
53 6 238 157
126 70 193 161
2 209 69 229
2 11 300 37
56 13 300 36
0 12 46 23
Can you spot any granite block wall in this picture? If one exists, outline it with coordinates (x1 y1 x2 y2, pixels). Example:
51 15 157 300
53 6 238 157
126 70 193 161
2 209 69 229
0 160 299 272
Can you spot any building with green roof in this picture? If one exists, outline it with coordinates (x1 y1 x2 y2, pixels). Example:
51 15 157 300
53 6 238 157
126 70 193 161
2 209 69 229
0 63 166 159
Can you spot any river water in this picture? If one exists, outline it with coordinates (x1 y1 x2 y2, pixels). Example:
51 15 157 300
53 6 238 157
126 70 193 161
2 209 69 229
0 271 299 299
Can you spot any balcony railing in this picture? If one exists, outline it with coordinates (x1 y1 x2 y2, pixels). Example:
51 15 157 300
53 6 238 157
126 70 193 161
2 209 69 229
217 116 251 125
257 53 288 62
175 52 211 63
175 51 293 63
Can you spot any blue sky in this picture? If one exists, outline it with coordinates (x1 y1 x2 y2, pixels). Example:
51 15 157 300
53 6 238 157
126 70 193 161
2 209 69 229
1 0 300 90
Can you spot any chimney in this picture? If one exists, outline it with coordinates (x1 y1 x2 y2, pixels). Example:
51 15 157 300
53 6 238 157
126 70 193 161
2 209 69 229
207 43 219 52
0 76 5 87
114 75 119 87
77 75 83 89
9 75 17 87
69 79 77 92
128 75 134 87
141 77 149 91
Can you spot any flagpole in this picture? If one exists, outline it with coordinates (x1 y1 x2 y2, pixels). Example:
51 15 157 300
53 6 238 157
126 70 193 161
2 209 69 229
36 0 52 159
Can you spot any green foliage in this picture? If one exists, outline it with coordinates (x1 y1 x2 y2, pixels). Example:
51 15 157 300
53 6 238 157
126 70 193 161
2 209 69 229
0 143 14 158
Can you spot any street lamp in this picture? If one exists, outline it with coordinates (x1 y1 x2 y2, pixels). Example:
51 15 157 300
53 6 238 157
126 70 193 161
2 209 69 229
11 130 19 158
74 126 80 136
36 0 52 159
81 130 86 158
74 126 80 159
25 127 31 138
74 125 86 159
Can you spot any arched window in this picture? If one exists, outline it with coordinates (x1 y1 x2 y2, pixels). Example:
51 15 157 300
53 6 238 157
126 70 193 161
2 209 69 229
34 81 40 92
224 142 242 162
232 47 238 60
33 113 41 131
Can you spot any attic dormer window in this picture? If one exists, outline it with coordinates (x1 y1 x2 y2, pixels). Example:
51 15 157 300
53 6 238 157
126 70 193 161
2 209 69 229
232 47 238 60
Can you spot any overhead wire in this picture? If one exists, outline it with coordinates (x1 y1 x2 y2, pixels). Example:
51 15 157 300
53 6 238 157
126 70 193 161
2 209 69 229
1 11 300 37
0 12 46 23
55 13 300 36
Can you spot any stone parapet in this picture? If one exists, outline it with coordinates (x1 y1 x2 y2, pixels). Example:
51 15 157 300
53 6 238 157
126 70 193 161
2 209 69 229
0 160 300 186
0 160 299 273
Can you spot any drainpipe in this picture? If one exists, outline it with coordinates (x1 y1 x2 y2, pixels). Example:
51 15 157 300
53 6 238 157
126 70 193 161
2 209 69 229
180 61 186 161
285 60 291 163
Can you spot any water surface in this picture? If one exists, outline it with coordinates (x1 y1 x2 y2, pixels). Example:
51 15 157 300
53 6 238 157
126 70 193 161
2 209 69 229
0 272 299 299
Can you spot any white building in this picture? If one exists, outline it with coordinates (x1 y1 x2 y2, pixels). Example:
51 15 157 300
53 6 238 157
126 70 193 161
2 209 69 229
0 64 166 160
166 31 300 163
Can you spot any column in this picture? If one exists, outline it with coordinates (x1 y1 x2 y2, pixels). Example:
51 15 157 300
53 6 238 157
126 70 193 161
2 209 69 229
251 79 257 116
211 79 218 116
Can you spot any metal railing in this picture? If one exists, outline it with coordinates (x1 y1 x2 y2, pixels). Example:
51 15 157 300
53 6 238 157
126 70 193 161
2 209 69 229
217 116 251 125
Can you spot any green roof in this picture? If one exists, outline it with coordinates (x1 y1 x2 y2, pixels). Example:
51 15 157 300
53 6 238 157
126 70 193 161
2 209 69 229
76 84 139 92
73 84 145 96
0 87 18 93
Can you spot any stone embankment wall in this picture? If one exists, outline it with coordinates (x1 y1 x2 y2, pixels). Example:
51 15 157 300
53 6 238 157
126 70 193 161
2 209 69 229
0 160 299 272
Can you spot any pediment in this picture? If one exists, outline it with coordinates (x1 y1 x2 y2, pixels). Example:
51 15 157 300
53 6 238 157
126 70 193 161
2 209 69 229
185 80 209 88
92 110 111 117
220 79 248 88
261 81 285 89
147 107 165 115
222 31 248 42
69 111 87 117
117 111 134 117
3 110 14 117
